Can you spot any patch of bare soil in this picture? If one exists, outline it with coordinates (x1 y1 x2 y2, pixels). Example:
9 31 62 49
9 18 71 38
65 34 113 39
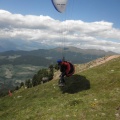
75 55 120 73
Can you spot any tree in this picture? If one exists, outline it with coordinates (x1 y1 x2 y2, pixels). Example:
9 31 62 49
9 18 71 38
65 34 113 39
54 64 59 70
48 72 53 80
32 74 39 87
49 65 54 74
25 79 32 88
15 86 19 90
20 82 24 88
31 67 54 87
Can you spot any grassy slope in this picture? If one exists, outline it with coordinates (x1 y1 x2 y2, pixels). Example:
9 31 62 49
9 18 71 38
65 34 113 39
0 57 120 120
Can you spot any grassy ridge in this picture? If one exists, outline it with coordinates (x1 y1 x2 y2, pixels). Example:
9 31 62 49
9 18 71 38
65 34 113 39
0 57 120 120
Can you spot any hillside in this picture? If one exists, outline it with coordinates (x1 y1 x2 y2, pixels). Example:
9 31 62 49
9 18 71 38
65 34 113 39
0 56 120 120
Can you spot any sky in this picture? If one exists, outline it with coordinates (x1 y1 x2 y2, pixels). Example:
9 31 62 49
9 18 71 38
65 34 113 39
0 0 120 53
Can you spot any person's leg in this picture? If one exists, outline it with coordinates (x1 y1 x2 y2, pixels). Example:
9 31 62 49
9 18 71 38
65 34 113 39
58 72 66 86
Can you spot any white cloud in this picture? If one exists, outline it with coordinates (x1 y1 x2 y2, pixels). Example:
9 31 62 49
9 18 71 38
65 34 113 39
0 9 120 53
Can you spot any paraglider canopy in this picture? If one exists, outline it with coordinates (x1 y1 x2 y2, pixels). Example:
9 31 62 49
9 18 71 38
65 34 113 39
51 0 68 13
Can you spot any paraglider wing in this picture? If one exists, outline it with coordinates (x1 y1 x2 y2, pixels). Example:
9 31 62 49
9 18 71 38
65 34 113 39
51 0 68 13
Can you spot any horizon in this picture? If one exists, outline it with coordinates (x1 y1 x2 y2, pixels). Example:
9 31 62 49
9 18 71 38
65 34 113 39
0 46 118 55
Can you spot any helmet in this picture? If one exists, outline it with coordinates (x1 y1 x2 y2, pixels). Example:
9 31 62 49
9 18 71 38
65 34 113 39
57 59 62 64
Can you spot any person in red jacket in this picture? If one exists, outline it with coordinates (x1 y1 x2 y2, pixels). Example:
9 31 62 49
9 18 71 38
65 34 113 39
57 59 75 86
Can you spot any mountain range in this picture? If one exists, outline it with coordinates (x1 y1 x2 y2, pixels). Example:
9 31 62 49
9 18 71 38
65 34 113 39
0 46 117 66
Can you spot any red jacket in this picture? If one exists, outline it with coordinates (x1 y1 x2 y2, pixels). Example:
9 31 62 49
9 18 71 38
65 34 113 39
60 61 75 77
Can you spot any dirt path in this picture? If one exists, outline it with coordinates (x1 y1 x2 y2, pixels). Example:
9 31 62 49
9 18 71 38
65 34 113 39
75 55 120 73
92 55 120 66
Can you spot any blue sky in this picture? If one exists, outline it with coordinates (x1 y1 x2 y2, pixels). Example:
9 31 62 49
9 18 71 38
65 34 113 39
0 0 119 27
0 0 120 53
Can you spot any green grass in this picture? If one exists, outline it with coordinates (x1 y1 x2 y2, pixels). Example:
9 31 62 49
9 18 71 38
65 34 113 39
0 57 120 120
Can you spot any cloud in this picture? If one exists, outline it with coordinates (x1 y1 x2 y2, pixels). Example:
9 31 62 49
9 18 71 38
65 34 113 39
0 9 120 53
